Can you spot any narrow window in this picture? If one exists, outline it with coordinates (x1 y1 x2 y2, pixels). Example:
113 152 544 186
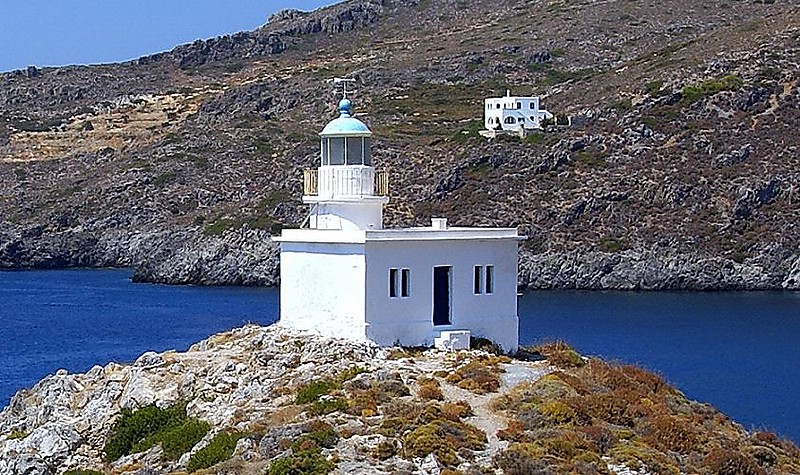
485 266 494 294
474 265 483 294
330 138 345 165
363 137 372 166
346 137 362 165
401 269 410 297
516 102 521 109
530 103 534 109
389 268 398 298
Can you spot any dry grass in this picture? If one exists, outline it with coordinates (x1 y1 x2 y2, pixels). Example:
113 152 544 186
490 344 800 474
445 356 506 394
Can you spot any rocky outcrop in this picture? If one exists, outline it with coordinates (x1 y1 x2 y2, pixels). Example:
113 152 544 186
169 0 383 68
0 226 279 287
0 325 545 474
519 248 792 291
783 256 800 290
130 228 279 286
3 325 799 474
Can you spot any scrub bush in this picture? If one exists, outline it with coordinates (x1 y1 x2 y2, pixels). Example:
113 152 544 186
445 358 503 393
535 341 585 368
103 401 209 462
310 397 349 416
402 419 486 466
441 401 472 421
295 380 337 404
702 449 766 475
267 420 338 475
417 376 444 400
187 431 245 472
134 418 210 459
644 414 704 454
268 450 334 475
371 439 397 460
7 430 27 440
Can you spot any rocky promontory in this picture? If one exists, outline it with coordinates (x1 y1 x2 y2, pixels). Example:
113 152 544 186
2 324 799 475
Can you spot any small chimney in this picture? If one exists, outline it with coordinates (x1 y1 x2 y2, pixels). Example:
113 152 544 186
431 218 448 230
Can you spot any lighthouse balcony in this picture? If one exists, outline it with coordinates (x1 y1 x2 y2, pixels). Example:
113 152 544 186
304 167 389 199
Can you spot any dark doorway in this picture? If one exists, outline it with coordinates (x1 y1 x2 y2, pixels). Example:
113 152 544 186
433 266 452 326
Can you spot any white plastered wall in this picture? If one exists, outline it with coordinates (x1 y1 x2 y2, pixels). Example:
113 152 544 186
279 241 368 341
364 238 519 352
310 202 384 230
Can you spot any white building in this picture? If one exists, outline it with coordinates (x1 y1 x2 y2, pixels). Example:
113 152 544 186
484 90 553 132
273 99 522 352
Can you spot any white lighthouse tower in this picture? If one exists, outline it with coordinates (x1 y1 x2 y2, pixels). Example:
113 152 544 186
274 98 522 352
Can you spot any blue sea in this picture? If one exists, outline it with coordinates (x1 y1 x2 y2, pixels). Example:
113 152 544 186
0 269 798 443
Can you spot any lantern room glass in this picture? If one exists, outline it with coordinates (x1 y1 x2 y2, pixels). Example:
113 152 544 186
321 137 371 166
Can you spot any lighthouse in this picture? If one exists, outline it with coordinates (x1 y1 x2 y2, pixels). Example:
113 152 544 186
273 98 522 352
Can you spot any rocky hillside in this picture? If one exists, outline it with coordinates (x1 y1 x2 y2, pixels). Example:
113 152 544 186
1 0 799 289
1 324 799 474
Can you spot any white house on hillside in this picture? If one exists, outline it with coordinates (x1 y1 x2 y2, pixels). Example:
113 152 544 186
273 98 523 352
484 90 553 132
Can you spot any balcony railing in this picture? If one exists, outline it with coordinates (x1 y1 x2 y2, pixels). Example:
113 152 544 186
304 168 389 197
375 169 389 196
304 169 318 196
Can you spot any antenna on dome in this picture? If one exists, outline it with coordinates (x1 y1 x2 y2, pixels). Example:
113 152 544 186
329 77 357 99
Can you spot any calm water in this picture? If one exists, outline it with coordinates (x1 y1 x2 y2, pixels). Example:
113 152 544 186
0 269 278 407
520 291 800 443
0 271 798 443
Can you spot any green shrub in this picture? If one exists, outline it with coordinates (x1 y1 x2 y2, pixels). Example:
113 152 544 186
403 419 487 467
297 420 339 450
680 74 743 104
297 367 368 410
268 421 338 475
134 418 210 459
103 401 209 462
451 119 483 143
268 449 335 475
7 430 28 440
599 237 629 253
310 397 349 416
296 380 337 404
203 218 236 236
187 431 245 473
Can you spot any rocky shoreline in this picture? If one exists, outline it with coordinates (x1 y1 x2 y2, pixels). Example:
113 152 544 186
1 226 798 290
2 324 799 475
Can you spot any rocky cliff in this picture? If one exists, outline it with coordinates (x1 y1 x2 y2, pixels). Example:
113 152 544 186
2 325 799 475
1 0 799 289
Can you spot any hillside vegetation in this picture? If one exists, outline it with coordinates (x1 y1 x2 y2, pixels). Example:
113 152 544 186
1 0 799 289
